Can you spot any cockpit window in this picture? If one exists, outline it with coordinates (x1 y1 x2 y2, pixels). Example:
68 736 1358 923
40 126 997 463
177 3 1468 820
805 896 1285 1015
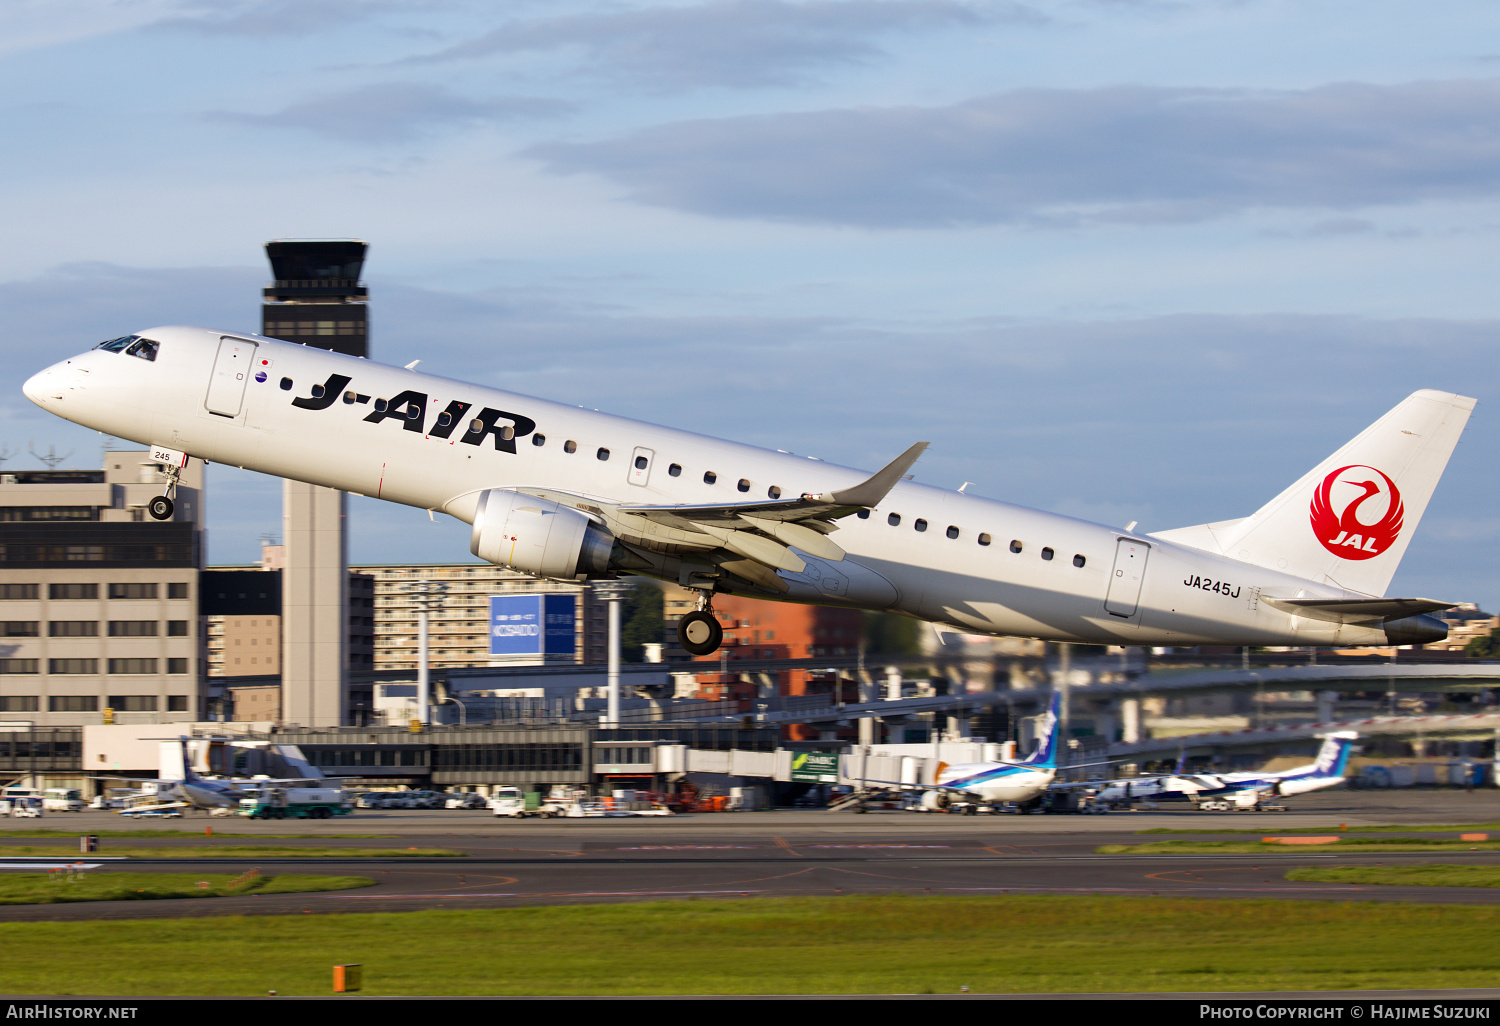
125 338 158 362
94 336 138 353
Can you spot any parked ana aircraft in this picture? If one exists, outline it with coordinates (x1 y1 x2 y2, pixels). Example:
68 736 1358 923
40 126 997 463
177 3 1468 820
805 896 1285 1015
918 692 1067 811
97 739 322 813
23 327 1475 655
1092 732 1358 811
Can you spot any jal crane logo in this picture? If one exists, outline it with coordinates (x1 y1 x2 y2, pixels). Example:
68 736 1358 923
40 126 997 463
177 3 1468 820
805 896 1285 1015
1309 465 1404 560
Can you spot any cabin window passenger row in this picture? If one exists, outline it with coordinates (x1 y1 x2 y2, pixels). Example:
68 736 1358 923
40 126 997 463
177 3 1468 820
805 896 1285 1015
914 519 928 532
704 471 717 484
564 441 577 454
978 533 991 546
669 464 682 477
737 479 751 493
597 448 610 461
1073 554 1086 567
533 434 546 446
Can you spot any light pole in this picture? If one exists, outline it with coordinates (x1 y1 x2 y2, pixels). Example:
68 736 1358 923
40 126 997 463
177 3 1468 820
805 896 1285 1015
591 580 634 728
405 580 448 728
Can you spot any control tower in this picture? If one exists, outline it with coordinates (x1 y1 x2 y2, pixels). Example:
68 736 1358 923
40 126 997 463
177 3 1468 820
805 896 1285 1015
262 240 368 726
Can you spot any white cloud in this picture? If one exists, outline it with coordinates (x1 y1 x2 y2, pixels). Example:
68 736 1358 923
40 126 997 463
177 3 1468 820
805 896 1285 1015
208 82 574 143
527 79 1500 227
409 0 1017 91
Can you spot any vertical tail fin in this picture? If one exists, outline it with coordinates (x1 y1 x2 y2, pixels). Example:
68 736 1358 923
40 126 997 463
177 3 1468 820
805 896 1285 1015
1022 693 1063 769
1309 732 1357 778
179 739 204 783
1154 391 1474 596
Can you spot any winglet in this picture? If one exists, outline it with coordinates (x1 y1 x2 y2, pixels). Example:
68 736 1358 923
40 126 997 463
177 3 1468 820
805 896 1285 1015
824 442 930 508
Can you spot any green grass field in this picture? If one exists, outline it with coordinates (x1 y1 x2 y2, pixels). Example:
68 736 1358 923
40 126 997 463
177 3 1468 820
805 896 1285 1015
0 829 393 839
2 895 1499 996
1140 823 1500 836
1287 865 1500 888
1098 838 1500 854
0 872 374 904
0 846 462 858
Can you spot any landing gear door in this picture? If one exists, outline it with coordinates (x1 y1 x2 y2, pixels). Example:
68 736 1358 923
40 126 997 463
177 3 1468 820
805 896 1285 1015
1105 538 1150 618
204 337 257 417
629 446 654 487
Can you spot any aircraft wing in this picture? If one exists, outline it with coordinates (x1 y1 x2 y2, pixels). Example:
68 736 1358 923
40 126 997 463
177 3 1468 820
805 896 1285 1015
532 442 929 594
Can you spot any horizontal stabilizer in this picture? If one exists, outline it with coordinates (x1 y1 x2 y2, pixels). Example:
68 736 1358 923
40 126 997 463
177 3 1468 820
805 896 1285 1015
1263 596 1456 624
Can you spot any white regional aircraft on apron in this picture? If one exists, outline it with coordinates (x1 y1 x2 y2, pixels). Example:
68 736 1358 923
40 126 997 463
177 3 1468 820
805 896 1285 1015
23 327 1474 656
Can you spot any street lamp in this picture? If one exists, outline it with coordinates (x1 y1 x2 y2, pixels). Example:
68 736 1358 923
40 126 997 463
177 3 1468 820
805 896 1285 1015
404 580 448 728
591 580 634 727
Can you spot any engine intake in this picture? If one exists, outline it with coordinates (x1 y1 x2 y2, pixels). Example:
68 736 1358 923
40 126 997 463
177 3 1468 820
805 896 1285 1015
470 488 613 580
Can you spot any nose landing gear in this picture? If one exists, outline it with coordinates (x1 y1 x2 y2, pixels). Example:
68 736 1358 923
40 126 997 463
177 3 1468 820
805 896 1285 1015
147 456 186 521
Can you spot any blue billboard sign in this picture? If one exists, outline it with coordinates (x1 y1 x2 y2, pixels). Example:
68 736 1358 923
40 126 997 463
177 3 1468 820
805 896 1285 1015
489 594 576 658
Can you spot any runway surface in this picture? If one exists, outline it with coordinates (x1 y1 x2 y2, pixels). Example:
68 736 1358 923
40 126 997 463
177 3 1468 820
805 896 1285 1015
2 789 1500 920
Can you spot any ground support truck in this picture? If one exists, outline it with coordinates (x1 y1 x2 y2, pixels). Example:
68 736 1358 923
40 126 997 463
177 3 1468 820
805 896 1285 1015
240 787 352 820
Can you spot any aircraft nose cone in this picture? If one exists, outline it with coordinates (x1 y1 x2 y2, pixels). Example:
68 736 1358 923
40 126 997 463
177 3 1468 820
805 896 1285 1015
22 368 53 406
22 365 66 408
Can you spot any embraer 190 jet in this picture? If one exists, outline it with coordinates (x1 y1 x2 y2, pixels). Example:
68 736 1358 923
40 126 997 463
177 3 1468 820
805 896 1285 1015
23 327 1474 656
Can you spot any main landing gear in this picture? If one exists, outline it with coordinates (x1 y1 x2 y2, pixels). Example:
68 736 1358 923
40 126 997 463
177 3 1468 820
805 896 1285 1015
676 591 724 656
148 459 185 521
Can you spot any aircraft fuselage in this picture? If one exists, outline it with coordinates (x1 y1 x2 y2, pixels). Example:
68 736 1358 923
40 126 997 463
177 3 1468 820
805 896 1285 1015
22 327 1438 649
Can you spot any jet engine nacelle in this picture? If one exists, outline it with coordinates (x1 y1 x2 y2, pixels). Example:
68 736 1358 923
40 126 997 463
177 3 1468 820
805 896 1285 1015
470 488 613 581
920 790 952 811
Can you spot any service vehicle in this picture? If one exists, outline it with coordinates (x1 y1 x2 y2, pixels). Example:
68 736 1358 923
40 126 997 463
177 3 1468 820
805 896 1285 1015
240 787 352 819
43 788 86 813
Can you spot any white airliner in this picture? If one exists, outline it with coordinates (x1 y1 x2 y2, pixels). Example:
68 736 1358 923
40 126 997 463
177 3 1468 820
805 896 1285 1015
1091 732 1358 811
23 326 1474 656
917 692 1066 812
98 739 323 814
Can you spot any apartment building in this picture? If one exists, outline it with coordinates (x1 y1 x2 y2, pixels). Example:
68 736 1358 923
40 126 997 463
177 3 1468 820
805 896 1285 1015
360 563 606 671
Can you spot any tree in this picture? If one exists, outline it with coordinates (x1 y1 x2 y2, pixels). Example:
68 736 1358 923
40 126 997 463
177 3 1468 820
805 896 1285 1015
864 611 923 656
618 579 665 662
1464 628 1500 659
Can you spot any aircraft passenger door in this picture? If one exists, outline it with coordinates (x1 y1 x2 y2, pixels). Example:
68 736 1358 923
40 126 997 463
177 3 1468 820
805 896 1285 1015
629 446 654 487
204 337 258 417
1104 538 1150 618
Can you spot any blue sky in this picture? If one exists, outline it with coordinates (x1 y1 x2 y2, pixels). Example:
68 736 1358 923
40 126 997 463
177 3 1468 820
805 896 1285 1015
2 1 1498 611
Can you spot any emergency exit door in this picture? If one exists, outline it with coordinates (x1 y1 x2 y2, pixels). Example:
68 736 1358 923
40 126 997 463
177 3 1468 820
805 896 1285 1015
1105 538 1150 618
204 337 257 417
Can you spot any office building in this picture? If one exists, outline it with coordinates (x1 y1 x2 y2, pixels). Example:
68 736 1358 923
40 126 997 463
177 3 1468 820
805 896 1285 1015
0 452 205 725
